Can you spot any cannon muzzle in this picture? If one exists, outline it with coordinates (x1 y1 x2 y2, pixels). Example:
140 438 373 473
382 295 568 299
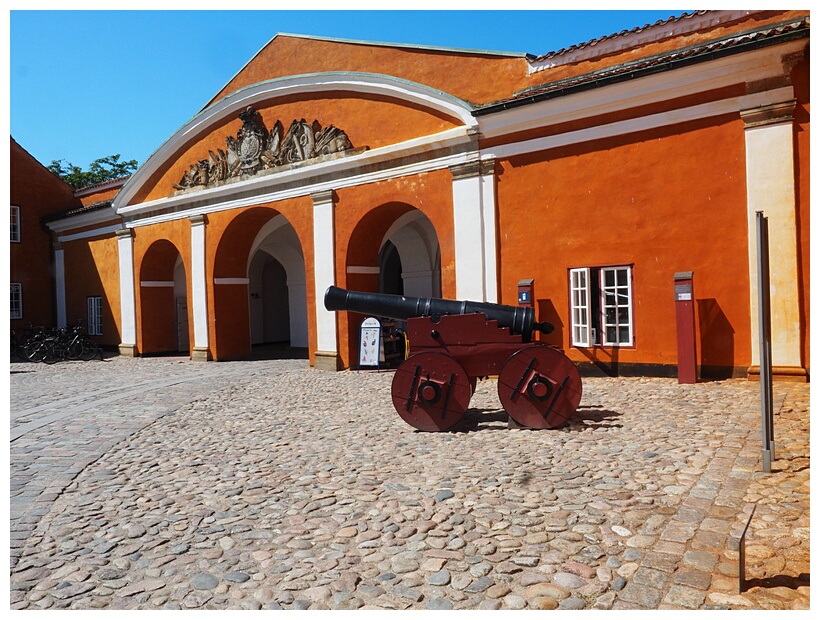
324 286 554 338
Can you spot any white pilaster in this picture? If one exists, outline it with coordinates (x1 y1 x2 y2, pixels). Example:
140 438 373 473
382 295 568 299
116 228 137 355
451 161 487 301
741 99 802 370
190 215 210 360
479 159 498 303
54 243 66 328
312 190 338 368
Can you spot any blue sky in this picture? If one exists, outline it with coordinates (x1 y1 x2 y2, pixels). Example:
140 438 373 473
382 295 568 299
9 7 690 170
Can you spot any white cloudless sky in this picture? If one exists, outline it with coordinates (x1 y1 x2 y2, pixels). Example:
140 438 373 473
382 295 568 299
8 4 691 169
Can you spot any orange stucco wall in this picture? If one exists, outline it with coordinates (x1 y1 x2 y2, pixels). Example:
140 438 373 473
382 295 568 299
210 36 531 108
61 236 121 347
793 57 810 372
495 114 751 375
10 138 80 330
132 220 192 355
77 185 121 206
134 94 462 204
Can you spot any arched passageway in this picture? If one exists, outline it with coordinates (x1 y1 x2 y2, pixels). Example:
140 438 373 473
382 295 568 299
248 215 309 356
139 239 187 355
213 209 307 360
344 204 441 365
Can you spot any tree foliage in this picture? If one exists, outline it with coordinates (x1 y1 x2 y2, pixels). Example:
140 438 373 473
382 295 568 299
48 154 138 189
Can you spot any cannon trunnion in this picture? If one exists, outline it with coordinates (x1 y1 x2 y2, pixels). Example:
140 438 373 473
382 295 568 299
324 286 582 431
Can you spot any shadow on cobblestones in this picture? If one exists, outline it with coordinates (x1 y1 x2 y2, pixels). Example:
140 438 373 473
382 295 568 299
745 573 810 591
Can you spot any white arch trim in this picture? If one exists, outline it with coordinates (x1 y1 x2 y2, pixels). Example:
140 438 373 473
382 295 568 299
115 72 477 210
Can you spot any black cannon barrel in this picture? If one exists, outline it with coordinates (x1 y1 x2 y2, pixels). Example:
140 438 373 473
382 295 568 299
324 286 554 338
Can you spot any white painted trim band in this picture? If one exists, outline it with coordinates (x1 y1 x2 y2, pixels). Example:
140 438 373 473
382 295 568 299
482 87 795 162
117 127 472 221
57 224 122 243
141 281 175 288
214 278 250 285
347 266 380 274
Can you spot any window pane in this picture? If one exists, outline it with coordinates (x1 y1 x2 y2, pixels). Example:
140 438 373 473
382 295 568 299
604 270 615 286
606 326 616 342
617 269 627 286
619 326 630 343
10 206 20 242
11 283 22 319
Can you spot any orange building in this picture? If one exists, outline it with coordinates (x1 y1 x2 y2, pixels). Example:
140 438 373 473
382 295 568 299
45 10 810 380
10 137 81 331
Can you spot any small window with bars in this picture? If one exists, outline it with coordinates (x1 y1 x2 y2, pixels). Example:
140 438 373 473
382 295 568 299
87 296 103 336
11 206 21 242
11 283 22 319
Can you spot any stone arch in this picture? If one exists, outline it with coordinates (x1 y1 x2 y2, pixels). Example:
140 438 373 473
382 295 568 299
247 215 308 349
212 207 307 359
139 239 186 355
380 210 441 298
344 203 441 363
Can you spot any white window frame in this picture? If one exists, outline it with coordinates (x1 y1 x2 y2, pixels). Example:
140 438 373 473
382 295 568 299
11 283 22 319
11 205 21 243
570 268 591 347
600 266 634 347
569 265 634 348
88 296 103 336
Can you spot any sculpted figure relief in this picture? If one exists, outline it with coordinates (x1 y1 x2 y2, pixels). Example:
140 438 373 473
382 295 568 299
174 107 358 191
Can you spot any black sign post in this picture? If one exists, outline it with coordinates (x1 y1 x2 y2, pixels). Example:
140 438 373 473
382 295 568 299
756 211 774 473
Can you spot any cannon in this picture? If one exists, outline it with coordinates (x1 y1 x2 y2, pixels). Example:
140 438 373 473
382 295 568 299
324 286 582 432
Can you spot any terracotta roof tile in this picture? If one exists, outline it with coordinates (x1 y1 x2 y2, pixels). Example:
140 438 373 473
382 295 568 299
41 199 116 224
477 17 809 114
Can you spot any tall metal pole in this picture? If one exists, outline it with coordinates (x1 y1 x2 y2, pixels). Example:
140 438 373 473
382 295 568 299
756 211 774 473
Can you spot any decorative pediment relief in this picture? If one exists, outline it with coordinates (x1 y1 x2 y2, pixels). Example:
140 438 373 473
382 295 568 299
174 106 366 192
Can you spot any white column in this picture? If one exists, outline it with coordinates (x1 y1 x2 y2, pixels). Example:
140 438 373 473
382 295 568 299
53 242 67 328
741 99 803 372
451 161 487 301
312 190 338 370
190 214 210 361
116 228 137 356
479 158 498 303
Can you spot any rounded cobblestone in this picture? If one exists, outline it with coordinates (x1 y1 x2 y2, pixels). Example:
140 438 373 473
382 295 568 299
9 357 810 610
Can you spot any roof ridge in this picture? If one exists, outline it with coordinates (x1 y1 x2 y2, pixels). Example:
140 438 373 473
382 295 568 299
534 10 709 62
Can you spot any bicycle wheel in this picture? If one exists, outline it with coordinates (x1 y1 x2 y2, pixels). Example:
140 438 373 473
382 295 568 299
25 341 49 363
66 338 84 360
43 342 61 364
80 338 101 361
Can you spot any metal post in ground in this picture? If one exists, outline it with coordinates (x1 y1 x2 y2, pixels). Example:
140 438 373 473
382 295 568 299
756 211 774 472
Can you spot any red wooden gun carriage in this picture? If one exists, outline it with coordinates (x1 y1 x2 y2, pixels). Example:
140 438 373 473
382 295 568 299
325 286 582 432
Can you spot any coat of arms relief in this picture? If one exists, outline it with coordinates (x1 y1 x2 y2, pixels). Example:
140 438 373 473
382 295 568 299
174 106 364 191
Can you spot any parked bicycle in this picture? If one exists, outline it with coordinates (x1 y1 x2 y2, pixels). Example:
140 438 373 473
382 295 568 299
18 322 101 363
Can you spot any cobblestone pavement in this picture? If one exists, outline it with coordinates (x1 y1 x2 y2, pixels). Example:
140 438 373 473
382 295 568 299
9 356 809 610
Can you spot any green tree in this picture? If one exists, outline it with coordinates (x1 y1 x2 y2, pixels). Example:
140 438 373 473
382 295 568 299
48 154 138 189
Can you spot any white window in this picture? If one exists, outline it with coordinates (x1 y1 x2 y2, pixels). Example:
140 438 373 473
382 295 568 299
88 296 103 336
569 266 634 347
570 268 591 347
11 206 20 242
11 283 22 319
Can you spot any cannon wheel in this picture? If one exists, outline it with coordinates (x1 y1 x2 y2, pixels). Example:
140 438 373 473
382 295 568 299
497 345 582 429
391 352 472 431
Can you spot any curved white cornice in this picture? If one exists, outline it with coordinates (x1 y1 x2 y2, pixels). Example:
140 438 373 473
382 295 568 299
114 72 476 210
